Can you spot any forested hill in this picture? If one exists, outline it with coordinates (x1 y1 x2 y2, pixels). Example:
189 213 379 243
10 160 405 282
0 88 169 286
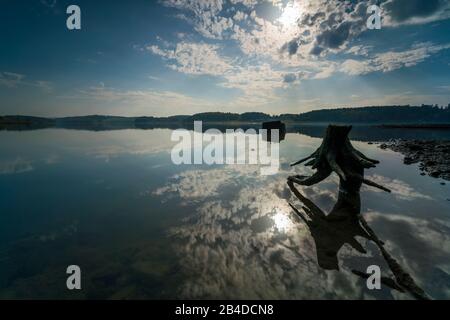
278 105 450 123
2 105 450 128
150 105 450 123
175 105 450 124
137 105 450 123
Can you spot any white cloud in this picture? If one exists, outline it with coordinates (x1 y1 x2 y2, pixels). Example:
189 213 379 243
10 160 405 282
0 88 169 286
148 41 290 106
365 174 432 201
346 45 372 57
340 43 450 76
233 11 247 22
163 0 233 39
78 83 218 112
160 0 450 71
229 0 259 8
148 42 233 76
145 0 450 111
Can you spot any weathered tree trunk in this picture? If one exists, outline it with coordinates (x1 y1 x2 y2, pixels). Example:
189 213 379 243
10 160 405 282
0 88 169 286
289 125 391 199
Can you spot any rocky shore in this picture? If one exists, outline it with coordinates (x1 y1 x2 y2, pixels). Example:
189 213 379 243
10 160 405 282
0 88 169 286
379 140 450 182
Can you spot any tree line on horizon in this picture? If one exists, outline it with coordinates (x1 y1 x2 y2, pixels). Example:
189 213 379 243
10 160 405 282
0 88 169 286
2 104 450 126
139 104 450 124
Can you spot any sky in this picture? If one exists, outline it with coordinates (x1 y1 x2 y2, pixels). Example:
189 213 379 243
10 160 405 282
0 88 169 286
0 0 450 117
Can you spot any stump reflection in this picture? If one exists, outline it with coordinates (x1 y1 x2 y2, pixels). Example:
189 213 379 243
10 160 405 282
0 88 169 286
287 125 430 300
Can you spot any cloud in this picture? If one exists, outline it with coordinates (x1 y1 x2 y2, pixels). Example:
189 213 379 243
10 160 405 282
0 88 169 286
280 37 302 56
364 174 433 201
148 41 288 106
147 162 450 299
233 10 247 22
162 0 450 59
340 42 450 75
153 167 248 200
156 169 351 299
366 211 450 297
150 150 450 298
346 45 372 57
35 81 53 93
283 0 450 57
163 0 233 39
0 71 53 92
77 83 218 112
0 72 25 88
382 0 450 26
283 73 297 83
148 42 233 76
145 0 450 110
0 158 33 175
229 0 259 8
315 21 352 51
157 1 450 78
220 63 287 103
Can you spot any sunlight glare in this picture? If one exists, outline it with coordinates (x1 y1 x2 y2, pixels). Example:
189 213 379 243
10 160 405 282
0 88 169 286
272 211 292 232
278 2 302 28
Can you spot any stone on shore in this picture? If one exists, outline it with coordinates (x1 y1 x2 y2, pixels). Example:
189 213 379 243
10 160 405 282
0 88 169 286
379 140 450 181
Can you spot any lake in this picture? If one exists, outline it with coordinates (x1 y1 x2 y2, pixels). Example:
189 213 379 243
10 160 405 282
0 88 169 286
0 127 449 299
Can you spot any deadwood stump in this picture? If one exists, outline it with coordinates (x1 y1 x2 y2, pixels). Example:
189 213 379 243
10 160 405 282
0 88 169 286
289 125 391 213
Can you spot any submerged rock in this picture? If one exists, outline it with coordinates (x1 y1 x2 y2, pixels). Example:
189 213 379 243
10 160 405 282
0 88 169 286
379 140 450 181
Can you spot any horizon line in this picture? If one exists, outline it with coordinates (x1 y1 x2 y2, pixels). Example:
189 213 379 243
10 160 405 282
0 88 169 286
2 103 449 119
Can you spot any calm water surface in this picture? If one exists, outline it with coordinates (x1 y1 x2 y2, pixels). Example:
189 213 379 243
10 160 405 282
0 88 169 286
0 128 449 299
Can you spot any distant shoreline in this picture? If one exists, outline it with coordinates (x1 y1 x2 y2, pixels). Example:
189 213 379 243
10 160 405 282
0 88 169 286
2 116 450 130
2 105 450 133
378 124 450 129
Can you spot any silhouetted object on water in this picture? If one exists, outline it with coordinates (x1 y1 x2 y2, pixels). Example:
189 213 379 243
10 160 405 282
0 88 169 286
287 125 430 299
354 214 430 300
287 180 372 270
261 120 286 142
287 181 430 300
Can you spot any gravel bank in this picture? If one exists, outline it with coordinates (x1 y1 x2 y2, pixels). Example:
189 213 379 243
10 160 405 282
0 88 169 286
379 140 450 181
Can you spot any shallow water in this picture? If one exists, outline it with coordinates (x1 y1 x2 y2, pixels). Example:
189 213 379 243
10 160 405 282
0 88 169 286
0 128 449 299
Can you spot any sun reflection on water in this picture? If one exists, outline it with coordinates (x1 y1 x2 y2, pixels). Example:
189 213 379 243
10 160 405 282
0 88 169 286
272 210 293 232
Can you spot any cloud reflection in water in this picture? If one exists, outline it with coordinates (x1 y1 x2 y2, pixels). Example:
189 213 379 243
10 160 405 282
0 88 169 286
153 156 450 299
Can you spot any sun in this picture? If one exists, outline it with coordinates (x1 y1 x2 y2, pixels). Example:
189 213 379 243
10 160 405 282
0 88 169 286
278 2 302 28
